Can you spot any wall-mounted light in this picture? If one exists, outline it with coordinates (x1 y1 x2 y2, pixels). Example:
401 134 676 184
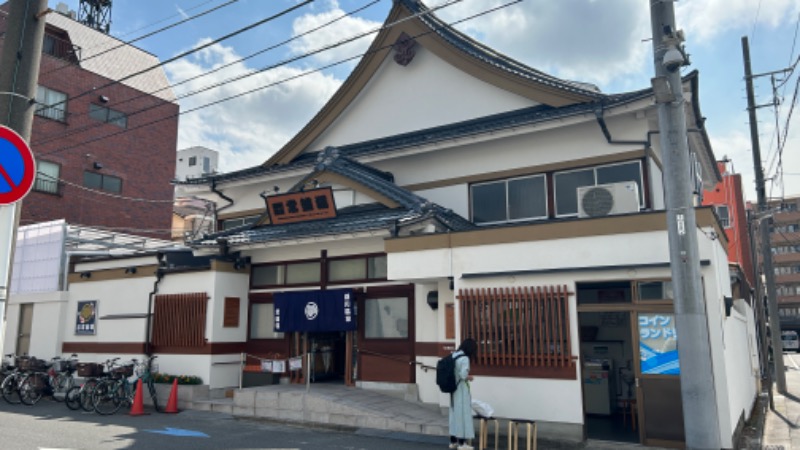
93 162 103 170
80 272 92 279
724 296 733 317
426 291 439 310
448 277 454 291
99 95 109 103
124 267 137 274
233 256 250 271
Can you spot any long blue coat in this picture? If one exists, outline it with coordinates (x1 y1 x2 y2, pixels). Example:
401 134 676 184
448 350 474 440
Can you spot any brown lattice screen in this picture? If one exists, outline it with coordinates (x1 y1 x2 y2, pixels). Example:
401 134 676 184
458 286 574 368
152 293 207 347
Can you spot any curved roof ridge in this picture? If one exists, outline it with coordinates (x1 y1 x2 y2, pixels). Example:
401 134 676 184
399 0 602 97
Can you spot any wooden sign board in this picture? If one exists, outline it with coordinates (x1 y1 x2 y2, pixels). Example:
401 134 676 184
265 187 337 225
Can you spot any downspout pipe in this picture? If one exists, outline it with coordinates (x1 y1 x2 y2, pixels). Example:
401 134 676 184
144 263 165 357
211 178 234 214
594 105 651 147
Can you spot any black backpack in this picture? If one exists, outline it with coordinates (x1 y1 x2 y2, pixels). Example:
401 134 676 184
435 353 465 393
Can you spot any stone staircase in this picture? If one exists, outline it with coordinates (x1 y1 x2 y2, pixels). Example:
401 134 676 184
189 383 449 436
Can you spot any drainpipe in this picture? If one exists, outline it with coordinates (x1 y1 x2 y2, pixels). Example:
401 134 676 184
211 179 234 231
144 265 165 357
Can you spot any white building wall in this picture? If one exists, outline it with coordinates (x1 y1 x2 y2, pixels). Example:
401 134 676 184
310 46 537 151
723 302 759 441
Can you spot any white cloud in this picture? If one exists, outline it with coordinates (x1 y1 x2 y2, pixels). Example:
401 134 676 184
677 0 800 44
288 0 382 68
166 40 341 172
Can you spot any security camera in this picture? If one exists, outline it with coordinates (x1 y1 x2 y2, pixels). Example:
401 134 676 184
662 47 685 72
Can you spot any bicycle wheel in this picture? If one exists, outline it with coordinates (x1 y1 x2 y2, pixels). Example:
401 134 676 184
92 380 124 415
65 386 81 410
1 374 21 404
51 373 74 402
79 378 98 412
19 373 45 405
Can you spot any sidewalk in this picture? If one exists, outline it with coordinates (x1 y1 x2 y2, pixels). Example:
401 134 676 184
760 353 800 449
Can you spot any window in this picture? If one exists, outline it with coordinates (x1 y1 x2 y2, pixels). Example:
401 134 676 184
714 205 731 228
34 160 60 194
188 156 197 167
328 255 387 282
459 285 574 377
577 281 632 304
203 157 210 173
250 303 284 339
636 281 673 301
364 297 408 338
554 161 643 216
35 86 67 121
251 261 321 287
223 297 240 327
89 103 127 128
84 171 121 193
221 215 259 230
780 202 798 212
471 174 547 225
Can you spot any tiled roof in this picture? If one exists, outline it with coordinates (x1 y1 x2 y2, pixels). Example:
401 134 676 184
177 88 649 187
46 12 176 102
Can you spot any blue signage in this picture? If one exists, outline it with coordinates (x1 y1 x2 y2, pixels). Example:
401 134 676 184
639 313 679 375
274 288 355 332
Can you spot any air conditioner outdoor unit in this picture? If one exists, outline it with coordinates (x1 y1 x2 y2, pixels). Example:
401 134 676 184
577 181 640 218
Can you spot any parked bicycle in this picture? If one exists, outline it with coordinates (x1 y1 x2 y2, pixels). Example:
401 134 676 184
2 355 37 404
18 354 79 405
92 355 159 415
65 357 118 411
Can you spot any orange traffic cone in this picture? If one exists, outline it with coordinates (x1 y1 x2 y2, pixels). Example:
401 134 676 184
129 378 147 416
164 378 179 414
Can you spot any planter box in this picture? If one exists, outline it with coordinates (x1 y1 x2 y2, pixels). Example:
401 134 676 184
147 383 209 408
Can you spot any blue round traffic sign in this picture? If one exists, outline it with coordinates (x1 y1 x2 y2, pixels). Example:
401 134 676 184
0 125 35 205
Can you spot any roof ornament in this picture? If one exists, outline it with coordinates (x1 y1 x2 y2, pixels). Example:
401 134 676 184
315 146 340 170
393 32 417 66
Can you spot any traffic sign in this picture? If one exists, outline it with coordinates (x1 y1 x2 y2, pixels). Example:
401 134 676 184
0 125 35 205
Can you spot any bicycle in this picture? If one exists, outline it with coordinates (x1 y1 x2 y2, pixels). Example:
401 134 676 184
92 355 159 415
19 355 75 405
65 357 118 411
0 354 21 404
2 355 39 404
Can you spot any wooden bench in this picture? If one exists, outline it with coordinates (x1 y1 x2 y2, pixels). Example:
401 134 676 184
474 415 537 450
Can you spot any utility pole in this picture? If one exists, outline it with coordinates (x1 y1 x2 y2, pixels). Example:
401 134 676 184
0 0 48 338
649 2 721 449
741 36 786 394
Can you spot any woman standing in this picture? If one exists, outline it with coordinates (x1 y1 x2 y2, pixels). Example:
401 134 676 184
449 338 477 450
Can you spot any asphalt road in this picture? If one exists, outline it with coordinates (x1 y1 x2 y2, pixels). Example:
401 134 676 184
0 399 448 450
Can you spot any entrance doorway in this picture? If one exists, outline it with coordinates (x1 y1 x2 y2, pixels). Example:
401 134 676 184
308 331 348 383
578 311 637 443
16 304 33 356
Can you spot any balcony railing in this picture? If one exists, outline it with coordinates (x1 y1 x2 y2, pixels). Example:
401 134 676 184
43 33 81 63
32 177 62 195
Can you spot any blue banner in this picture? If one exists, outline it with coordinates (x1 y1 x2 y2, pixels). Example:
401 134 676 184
274 288 355 332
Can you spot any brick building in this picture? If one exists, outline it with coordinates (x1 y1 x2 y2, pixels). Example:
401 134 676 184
0 4 179 239
767 195 800 330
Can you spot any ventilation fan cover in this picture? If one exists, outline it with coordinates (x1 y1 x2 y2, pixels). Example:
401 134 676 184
577 182 640 218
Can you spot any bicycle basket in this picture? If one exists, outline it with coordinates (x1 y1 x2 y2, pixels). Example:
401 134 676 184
18 357 45 371
77 362 102 377
113 365 134 377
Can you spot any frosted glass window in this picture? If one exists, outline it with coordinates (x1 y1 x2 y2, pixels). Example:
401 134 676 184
368 256 387 279
251 265 283 286
250 303 283 339
329 259 365 281
365 297 408 339
285 262 320 284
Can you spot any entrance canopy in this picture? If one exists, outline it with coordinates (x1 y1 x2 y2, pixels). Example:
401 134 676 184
274 288 355 333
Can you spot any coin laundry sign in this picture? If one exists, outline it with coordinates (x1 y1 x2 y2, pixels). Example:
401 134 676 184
273 288 355 332
0 126 36 205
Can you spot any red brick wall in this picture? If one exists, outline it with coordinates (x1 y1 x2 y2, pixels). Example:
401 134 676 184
1 25 179 240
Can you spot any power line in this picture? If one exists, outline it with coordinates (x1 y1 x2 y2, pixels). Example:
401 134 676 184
41 0 243 77
36 172 174 203
33 0 383 147
39 0 314 115
39 0 518 159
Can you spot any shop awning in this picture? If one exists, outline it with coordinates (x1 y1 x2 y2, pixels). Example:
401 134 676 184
274 288 356 332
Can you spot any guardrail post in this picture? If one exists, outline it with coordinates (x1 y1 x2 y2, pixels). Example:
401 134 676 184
239 352 244 390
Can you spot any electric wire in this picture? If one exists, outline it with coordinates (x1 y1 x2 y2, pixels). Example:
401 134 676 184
36 0 493 157
41 0 243 77
39 0 520 158
38 0 314 114
35 172 175 203
32 0 384 146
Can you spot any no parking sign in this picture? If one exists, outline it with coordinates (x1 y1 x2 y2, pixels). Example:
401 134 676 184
0 125 35 205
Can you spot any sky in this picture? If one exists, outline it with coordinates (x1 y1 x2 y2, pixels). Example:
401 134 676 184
51 0 800 203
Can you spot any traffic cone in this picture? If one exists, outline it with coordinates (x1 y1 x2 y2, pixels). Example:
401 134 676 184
164 378 180 414
129 378 147 416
